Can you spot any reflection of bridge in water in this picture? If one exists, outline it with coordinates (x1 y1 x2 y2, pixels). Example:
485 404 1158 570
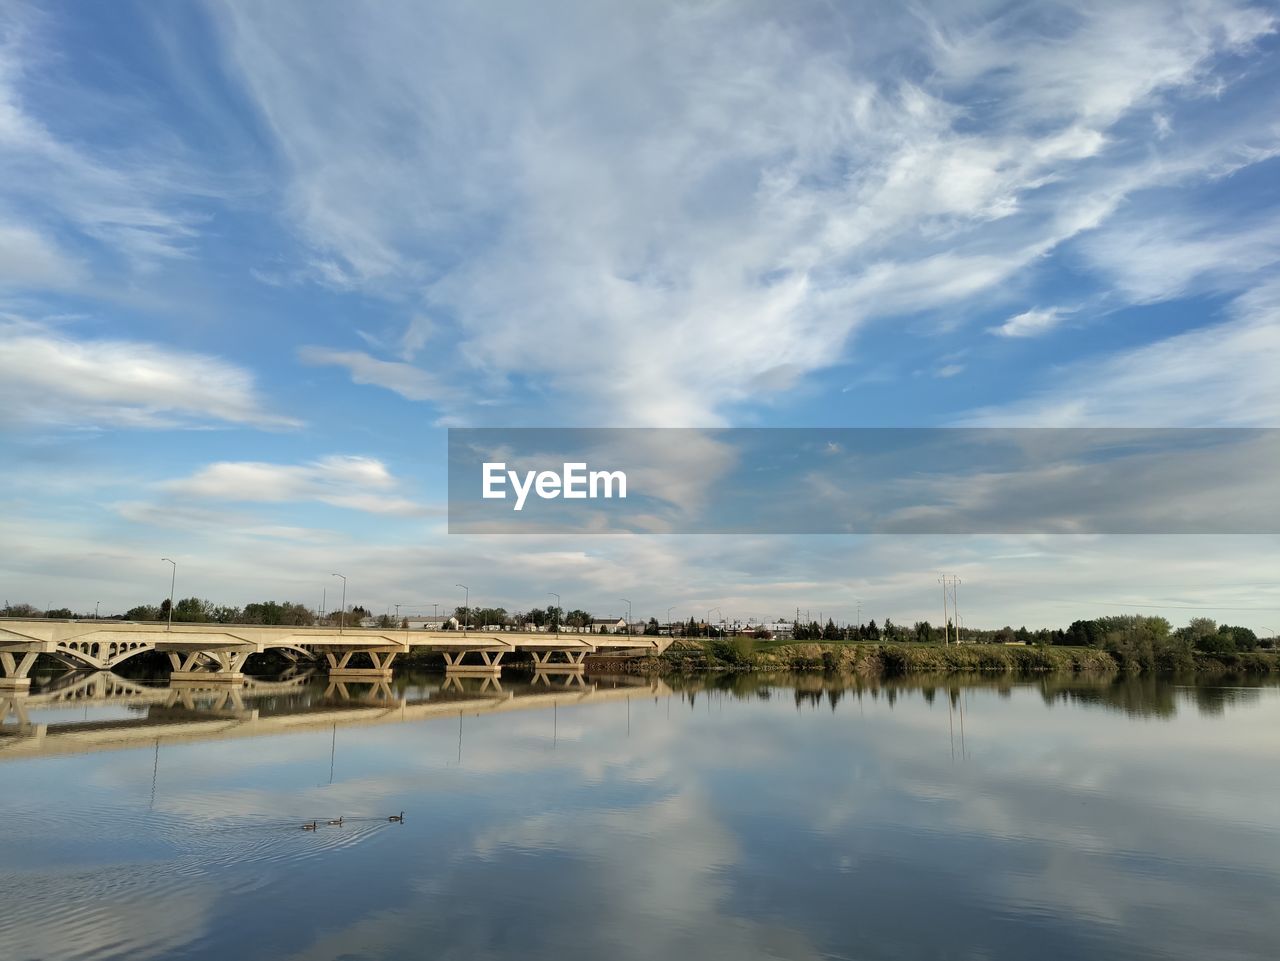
0 668 670 762
0 618 670 690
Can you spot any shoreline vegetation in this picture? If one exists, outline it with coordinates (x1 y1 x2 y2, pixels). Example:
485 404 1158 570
8 602 1275 679
600 639 1280 678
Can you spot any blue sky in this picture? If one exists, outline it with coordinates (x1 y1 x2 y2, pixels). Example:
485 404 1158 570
2 0 1279 630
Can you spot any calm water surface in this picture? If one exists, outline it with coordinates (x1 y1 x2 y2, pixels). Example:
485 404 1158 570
2 671 1279 961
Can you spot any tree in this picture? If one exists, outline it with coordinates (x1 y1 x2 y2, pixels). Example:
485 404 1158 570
209 605 243 623
173 597 213 622
125 604 162 621
1219 624 1258 651
1065 619 1103 647
913 620 935 643
1 602 42 617
644 617 659 635
44 607 74 619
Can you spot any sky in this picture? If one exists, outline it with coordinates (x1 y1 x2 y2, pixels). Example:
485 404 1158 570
1 0 1279 632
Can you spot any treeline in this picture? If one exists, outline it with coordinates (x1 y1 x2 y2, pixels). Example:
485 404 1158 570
1 598 375 628
451 605 594 630
3 602 1273 657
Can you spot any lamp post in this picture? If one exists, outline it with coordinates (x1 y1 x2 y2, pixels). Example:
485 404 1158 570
456 584 469 634
621 598 632 636
666 607 674 635
95 600 100 619
161 557 176 632
331 573 346 633
548 592 561 636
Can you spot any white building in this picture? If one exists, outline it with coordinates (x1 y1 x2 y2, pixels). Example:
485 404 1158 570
405 616 459 631
589 617 628 634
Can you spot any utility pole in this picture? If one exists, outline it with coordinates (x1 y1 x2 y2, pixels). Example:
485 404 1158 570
331 573 347 633
456 584 469 635
621 598 632 635
548 592 560 636
937 573 961 645
161 558 176 632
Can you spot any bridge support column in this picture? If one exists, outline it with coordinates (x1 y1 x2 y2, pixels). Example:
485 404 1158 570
532 671 589 689
441 673 506 694
529 650 588 673
442 650 505 675
168 650 248 684
325 649 398 680
0 651 39 692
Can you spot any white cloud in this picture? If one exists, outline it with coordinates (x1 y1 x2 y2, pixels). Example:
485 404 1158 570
1080 215 1280 304
0 9 209 271
211 0 1277 425
0 221 81 288
963 280 1280 426
990 307 1066 338
162 454 430 516
0 316 298 429
297 346 454 404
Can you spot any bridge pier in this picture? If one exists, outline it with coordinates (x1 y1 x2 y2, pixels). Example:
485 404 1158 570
167 650 248 684
529 650 589 672
442 649 506 675
324 649 398 680
441 673 506 695
532 671 590 689
0 650 39 692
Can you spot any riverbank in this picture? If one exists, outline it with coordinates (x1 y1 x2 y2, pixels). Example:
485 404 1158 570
591 639 1280 677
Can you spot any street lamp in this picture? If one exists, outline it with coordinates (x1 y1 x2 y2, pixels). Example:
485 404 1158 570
621 598 632 636
548 592 561 635
456 584 469 634
161 558 176 632
666 607 674 634
95 600 100 619
331 573 347 633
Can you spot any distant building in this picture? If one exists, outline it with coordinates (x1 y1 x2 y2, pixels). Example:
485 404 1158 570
766 620 794 639
589 617 628 634
405 616 459 630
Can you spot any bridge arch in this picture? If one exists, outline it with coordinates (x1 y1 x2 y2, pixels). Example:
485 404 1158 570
104 643 158 670
52 642 106 671
261 643 320 662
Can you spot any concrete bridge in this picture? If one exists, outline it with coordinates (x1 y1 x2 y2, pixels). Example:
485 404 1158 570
0 670 670 762
0 617 672 690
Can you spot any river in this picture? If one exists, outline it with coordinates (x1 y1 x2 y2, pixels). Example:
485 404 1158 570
2 671 1278 961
